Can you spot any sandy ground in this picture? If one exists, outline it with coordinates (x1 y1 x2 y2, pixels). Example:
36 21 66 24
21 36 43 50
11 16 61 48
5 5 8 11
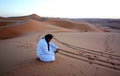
0 32 120 76
0 17 120 76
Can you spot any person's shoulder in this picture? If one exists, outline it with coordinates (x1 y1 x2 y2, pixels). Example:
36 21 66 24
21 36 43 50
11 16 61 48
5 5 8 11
49 41 53 44
40 38 45 42
38 38 44 43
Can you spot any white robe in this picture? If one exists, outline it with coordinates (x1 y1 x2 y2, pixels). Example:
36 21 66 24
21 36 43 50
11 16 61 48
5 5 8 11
36 38 58 62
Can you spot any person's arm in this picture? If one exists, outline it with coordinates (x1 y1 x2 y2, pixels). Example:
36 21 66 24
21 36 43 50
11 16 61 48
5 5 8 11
50 42 59 53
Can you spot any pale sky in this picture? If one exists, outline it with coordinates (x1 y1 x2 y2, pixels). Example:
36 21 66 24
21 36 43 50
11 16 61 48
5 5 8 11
0 0 120 18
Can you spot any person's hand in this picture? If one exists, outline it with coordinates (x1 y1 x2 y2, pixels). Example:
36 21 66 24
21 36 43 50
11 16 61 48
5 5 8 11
55 48 60 54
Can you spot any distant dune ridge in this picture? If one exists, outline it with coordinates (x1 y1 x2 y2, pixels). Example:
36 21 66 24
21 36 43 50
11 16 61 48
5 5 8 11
0 14 120 76
0 14 103 39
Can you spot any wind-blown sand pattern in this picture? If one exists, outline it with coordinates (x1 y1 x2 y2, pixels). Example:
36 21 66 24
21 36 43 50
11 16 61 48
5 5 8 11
0 14 120 76
54 36 120 70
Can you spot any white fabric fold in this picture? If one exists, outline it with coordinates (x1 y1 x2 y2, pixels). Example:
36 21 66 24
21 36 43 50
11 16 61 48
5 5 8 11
36 38 58 62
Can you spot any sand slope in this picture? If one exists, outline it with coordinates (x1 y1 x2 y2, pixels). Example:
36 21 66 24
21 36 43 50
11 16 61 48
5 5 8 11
0 32 120 76
0 14 120 76
0 17 102 39
0 19 73 39
45 18 102 32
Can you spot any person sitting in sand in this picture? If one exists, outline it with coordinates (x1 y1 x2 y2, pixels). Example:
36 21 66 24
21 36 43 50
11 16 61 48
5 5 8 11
36 34 59 62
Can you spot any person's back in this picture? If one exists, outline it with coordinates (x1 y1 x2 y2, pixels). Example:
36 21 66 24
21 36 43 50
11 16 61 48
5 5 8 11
36 34 59 62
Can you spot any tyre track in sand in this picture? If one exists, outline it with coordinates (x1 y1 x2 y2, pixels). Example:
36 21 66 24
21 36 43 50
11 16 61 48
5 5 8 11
54 37 120 70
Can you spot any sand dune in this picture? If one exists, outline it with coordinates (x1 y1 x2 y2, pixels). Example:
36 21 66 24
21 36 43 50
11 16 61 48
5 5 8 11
0 19 73 39
45 18 102 32
0 14 40 20
0 14 120 76
0 21 15 27
0 32 120 76
0 16 102 39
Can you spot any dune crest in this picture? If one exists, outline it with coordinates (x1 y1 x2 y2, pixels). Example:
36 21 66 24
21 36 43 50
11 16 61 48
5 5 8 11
0 19 73 39
45 18 102 32
0 14 103 39
0 14 120 76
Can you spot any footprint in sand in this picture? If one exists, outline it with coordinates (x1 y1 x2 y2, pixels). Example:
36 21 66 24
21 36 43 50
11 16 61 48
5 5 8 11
72 73 77 76
69 63 76 68
17 41 35 51
86 54 96 60
104 34 114 56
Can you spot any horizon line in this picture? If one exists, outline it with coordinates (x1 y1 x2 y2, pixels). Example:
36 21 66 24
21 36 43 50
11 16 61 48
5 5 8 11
0 14 120 19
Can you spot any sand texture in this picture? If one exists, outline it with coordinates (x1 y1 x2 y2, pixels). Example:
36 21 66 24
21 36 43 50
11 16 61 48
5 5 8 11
0 14 120 76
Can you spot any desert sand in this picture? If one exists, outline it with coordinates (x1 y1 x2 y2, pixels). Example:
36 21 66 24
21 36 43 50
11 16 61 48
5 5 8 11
0 14 120 76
